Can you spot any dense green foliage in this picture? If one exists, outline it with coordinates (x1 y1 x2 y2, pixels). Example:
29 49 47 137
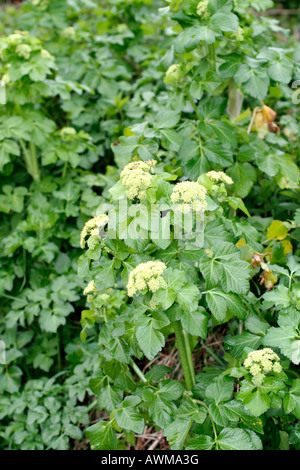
0 0 299 450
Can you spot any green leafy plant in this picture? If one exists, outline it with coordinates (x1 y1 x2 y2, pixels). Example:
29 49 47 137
79 161 299 450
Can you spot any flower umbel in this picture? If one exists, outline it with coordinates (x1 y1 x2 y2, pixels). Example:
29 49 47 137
244 348 282 386
206 171 233 185
83 280 96 296
196 0 209 17
120 160 156 201
127 261 167 297
171 181 207 214
80 214 109 249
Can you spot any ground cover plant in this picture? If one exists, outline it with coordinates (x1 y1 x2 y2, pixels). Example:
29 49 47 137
0 0 299 451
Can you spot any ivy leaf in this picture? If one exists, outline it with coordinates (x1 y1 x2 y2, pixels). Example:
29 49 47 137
206 288 247 322
85 421 117 450
177 284 199 311
114 407 145 434
217 427 261 450
209 13 239 33
243 390 271 417
268 57 293 84
186 435 214 450
164 417 193 450
225 332 262 358
148 395 177 428
153 110 181 129
240 68 270 101
200 241 250 294
205 377 234 404
181 308 208 338
262 285 291 308
283 379 300 418
262 310 300 364
227 162 256 198
136 318 165 360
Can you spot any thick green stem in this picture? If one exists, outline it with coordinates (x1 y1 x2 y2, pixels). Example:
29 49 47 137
130 359 147 383
173 321 195 390
20 139 40 182
208 44 215 67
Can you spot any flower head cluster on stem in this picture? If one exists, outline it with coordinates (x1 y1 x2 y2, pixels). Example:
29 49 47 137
127 261 167 297
80 214 109 249
206 171 233 185
244 348 282 386
171 181 207 214
120 159 156 200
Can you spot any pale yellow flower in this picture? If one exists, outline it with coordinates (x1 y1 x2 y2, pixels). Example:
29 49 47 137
80 214 109 249
83 280 96 296
206 171 233 185
171 181 207 214
244 348 282 386
127 261 167 297
121 160 156 201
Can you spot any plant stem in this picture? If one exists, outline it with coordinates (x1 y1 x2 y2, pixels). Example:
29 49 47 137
187 92 198 115
20 139 40 182
208 44 215 67
56 330 61 370
200 340 225 366
193 399 218 448
173 321 195 390
130 359 147 383
62 161 68 178
29 142 40 182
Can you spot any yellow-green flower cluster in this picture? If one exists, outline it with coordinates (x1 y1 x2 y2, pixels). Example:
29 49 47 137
120 160 156 200
235 26 244 42
206 171 233 185
244 348 282 386
16 44 31 59
83 280 96 296
164 64 182 84
80 214 109 249
171 181 207 214
127 261 167 297
196 0 209 17
61 27 76 40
